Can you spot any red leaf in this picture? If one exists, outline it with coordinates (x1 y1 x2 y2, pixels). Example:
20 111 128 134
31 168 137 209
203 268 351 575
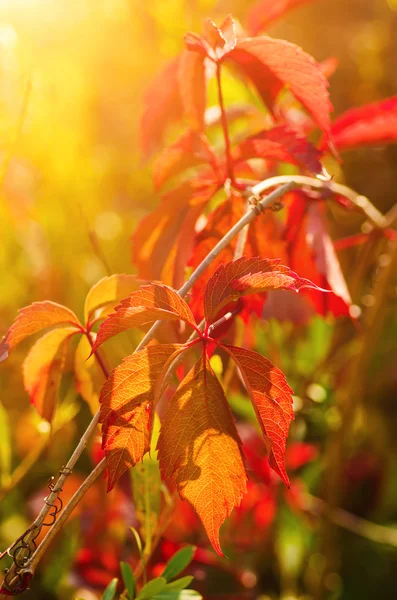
140 57 183 156
5 301 81 350
232 125 323 174
179 49 207 131
246 0 316 35
132 180 218 285
158 358 247 555
222 344 294 485
100 344 185 491
225 36 332 140
93 284 197 351
23 326 79 422
204 257 323 324
152 130 218 190
285 192 352 316
188 194 286 321
329 97 397 152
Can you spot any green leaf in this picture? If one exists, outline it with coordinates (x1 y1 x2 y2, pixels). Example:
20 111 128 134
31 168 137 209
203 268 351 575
137 576 167 600
163 576 194 590
121 561 135 599
153 592 202 600
161 546 196 582
102 578 118 600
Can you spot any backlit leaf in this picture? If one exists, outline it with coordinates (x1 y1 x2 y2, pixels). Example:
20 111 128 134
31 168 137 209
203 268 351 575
188 194 286 321
222 344 294 485
132 181 217 285
246 0 315 35
158 358 247 555
153 130 218 190
179 50 206 131
93 285 197 351
232 125 323 174
75 334 106 415
329 97 397 152
5 301 81 350
23 326 79 422
100 344 184 491
84 274 140 325
285 192 352 316
140 57 183 156
204 257 322 324
225 36 332 140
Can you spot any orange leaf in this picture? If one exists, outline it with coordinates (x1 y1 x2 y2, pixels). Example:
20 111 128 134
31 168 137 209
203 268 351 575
84 274 140 325
23 326 79 422
140 57 183 156
204 257 322 324
93 284 197 351
158 358 247 555
222 344 294 485
225 36 332 140
100 344 185 491
75 334 107 415
132 181 217 284
179 49 207 131
152 130 218 190
5 301 81 351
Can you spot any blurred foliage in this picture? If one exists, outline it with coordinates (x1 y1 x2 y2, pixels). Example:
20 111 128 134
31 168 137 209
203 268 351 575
0 1 396 599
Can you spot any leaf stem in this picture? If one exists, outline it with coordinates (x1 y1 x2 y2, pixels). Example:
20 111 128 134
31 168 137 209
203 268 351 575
216 63 234 182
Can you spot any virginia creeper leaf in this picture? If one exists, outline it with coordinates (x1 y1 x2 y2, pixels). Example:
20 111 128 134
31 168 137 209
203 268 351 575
188 194 286 322
84 274 140 324
329 97 397 152
179 49 206 131
225 36 332 140
93 285 197 351
132 181 218 284
246 0 316 35
153 130 218 190
232 125 323 174
100 344 184 491
75 334 106 415
222 344 294 485
23 326 79 422
158 358 247 555
204 257 322 324
285 192 352 316
5 301 81 350
140 57 183 156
